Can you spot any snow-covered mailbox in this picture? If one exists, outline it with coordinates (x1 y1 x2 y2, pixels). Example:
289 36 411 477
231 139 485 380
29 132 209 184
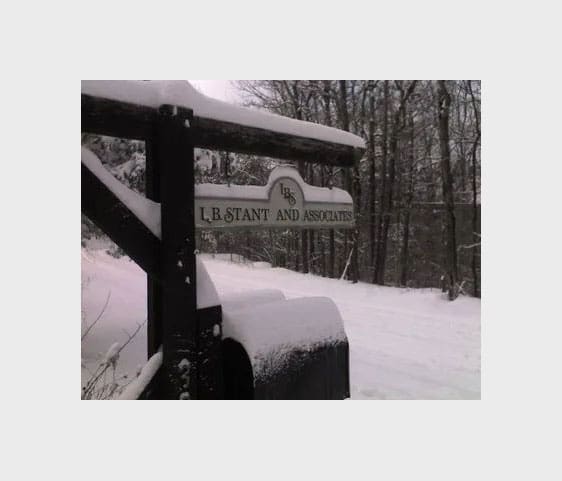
221 291 349 399
81 80 365 399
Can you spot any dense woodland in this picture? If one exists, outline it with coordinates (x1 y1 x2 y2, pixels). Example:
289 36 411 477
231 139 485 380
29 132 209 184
82 80 481 300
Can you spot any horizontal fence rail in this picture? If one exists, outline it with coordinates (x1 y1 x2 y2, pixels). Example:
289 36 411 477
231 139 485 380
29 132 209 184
82 94 364 167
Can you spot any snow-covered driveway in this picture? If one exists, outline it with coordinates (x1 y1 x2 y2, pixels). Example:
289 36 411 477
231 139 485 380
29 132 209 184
82 250 480 399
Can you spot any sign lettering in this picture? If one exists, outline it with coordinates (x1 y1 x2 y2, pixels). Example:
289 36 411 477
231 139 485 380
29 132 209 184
195 167 354 230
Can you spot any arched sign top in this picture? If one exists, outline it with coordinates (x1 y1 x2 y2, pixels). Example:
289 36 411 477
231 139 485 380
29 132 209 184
195 167 354 230
265 167 352 204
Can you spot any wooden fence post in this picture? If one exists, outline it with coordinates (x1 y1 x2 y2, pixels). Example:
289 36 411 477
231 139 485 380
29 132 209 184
153 104 223 399
157 105 199 399
146 127 163 360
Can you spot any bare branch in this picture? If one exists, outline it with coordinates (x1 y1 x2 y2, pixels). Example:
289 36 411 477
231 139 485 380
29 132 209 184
81 291 111 341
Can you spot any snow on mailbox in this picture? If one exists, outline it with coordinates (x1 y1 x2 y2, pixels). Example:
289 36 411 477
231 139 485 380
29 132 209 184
195 167 354 230
221 295 350 400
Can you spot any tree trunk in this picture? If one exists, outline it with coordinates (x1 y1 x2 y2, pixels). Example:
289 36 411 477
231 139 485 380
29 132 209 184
368 82 377 268
468 80 481 298
307 163 315 273
338 80 353 280
300 162 309 274
455 83 468 194
351 166 361 283
399 114 415 286
375 81 417 285
437 80 459 300
320 165 327 277
323 80 336 278
373 80 389 284
288 82 309 275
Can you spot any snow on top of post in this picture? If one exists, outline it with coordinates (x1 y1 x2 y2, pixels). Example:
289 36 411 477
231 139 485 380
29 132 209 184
222 296 347 379
81 80 365 149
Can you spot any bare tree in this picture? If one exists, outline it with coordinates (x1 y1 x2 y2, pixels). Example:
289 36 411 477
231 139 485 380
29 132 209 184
322 80 336 278
367 81 378 268
467 80 481 297
373 80 389 284
437 80 459 300
374 80 417 285
232 80 480 297
399 112 416 286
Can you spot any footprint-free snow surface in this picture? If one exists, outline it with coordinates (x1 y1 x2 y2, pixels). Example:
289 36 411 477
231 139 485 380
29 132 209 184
81 249 480 399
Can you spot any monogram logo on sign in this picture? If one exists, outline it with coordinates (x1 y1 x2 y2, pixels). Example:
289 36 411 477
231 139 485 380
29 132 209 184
280 182 296 206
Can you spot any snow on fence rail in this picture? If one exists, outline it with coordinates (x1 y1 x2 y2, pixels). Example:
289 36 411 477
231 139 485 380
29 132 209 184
82 147 161 237
82 80 365 149
119 347 163 400
82 80 365 167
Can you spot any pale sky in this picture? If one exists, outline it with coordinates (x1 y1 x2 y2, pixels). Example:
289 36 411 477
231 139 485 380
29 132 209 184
189 80 241 103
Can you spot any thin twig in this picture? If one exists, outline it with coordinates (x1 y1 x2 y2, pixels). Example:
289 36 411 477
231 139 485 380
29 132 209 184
81 291 111 341
458 242 481 251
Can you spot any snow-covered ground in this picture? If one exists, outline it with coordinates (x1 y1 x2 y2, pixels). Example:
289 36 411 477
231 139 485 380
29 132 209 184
81 248 480 400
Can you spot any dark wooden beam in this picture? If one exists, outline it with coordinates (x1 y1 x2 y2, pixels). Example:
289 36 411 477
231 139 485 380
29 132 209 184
157 105 199 400
82 94 156 140
145 134 163 359
81 94 365 166
155 105 224 400
81 164 162 281
191 116 363 167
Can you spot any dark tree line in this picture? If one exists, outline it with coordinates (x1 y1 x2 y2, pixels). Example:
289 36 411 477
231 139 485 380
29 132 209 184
232 80 481 298
82 80 481 300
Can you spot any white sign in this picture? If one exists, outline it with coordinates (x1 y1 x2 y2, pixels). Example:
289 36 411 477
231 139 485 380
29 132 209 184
195 167 354 230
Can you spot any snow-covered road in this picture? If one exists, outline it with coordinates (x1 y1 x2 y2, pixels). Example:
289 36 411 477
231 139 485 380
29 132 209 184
81 250 480 399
